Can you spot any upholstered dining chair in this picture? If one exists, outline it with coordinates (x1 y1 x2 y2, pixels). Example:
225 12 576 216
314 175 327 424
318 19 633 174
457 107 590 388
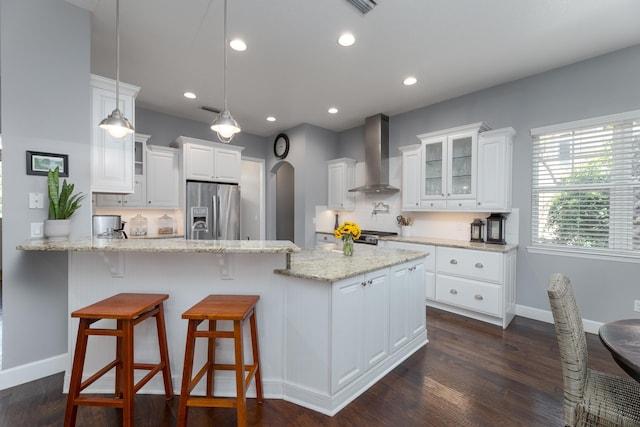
547 273 640 427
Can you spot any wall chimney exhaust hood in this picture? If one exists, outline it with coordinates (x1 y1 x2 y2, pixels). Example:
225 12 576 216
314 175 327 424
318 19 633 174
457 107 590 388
348 114 400 194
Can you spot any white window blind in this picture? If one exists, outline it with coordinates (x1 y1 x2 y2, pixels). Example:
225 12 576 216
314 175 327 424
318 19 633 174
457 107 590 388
531 111 640 257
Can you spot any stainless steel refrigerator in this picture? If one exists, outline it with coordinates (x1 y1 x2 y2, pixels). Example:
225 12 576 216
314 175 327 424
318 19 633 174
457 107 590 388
185 180 240 240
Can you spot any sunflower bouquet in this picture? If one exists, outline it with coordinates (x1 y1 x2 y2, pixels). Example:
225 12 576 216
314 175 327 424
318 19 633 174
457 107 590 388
334 221 361 256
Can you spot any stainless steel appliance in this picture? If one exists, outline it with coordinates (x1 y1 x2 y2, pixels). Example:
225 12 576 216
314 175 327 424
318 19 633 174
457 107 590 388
354 230 398 245
185 180 240 240
93 215 127 239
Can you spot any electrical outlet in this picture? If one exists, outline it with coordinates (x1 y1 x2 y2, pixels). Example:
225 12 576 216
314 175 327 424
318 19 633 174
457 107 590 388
634 300 640 312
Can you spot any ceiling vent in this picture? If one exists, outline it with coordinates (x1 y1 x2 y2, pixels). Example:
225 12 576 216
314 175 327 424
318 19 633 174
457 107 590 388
201 105 221 114
346 0 377 14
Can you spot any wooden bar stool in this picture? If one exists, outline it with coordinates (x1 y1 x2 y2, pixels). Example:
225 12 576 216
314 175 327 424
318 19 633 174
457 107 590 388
64 293 174 427
178 295 263 427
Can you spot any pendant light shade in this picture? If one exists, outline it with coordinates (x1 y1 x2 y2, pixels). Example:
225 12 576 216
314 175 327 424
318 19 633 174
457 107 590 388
211 108 241 143
211 0 240 143
100 0 134 139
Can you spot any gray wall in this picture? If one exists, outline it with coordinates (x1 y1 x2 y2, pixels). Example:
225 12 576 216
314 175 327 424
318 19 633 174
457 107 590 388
265 124 339 247
337 45 640 323
1 0 92 368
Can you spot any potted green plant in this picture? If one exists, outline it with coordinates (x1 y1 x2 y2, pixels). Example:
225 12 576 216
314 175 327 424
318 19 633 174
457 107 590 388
44 166 86 238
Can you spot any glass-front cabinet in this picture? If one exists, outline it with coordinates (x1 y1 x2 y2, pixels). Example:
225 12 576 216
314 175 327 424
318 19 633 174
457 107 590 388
418 123 487 210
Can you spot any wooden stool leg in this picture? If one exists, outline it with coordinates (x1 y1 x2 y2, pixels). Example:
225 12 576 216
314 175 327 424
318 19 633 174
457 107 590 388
115 319 123 398
178 319 199 427
122 319 135 427
234 319 247 427
64 319 91 427
249 310 263 403
155 302 174 399
206 319 217 398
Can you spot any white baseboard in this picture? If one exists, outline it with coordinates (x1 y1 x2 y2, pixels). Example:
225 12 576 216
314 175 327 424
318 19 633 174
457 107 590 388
515 304 603 335
0 353 67 390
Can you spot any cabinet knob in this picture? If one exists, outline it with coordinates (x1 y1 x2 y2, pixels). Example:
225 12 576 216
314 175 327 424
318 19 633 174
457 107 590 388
367 279 373 285
361 281 367 287
475 263 483 269
450 259 458 265
415 202 419 206
474 294 483 301
450 289 458 295
477 202 482 206
458 203 462 207
148 201 152 204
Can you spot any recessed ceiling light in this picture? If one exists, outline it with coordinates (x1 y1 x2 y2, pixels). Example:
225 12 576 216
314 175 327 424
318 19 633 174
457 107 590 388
337 33 355 47
266 116 276 122
403 76 417 86
229 38 247 51
328 107 339 114
184 92 197 99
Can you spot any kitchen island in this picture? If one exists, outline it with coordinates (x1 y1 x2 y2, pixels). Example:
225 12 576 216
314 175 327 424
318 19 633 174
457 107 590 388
17 238 428 416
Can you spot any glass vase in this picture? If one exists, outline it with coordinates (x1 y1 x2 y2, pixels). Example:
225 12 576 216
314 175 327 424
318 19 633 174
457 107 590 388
343 234 354 256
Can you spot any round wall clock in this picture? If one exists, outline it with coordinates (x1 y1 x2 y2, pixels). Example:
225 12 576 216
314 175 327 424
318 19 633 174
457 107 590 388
274 133 290 159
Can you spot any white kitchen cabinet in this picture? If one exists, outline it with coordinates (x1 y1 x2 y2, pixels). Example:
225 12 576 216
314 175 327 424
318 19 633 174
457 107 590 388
145 145 179 207
389 259 426 354
380 240 435 301
399 145 421 210
331 268 389 392
418 123 488 211
433 246 516 328
476 127 516 212
327 158 356 211
172 136 243 183
94 134 149 208
315 232 337 246
90 74 140 193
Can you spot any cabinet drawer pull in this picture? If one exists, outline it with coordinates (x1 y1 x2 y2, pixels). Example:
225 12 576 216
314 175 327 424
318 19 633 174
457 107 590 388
475 263 484 269
474 294 483 301
450 259 458 265
361 281 367 287
449 289 458 295
367 279 373 285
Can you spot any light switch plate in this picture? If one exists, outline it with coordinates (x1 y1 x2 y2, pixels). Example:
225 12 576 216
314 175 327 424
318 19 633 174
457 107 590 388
31 222 44 238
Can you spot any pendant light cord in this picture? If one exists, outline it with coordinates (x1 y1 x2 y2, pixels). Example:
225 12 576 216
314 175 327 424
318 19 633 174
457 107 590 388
115 0 121 110
223 0 228 111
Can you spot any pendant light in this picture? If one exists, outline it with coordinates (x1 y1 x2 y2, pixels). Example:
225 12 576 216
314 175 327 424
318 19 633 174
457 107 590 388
99 0 134 139
210 0 241 143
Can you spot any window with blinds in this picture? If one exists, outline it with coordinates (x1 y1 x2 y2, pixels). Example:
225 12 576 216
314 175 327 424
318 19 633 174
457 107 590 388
530 110 640 257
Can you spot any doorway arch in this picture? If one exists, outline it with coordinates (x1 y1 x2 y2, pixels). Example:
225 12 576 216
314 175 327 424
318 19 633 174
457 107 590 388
272 161 294 242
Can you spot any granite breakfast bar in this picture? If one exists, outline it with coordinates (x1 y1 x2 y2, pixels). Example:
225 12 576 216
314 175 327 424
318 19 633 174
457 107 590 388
17 238 428 416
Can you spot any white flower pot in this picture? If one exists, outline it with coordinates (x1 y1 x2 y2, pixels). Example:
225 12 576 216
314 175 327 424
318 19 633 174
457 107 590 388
44 219 71 239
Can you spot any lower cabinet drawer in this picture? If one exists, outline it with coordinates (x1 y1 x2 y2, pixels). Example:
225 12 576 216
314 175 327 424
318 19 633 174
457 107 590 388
436 275 502 317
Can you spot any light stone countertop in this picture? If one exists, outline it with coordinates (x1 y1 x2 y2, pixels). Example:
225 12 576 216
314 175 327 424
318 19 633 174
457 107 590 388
380 236 518 253
316 231 517 253
274 244 429 282
16 237 300 254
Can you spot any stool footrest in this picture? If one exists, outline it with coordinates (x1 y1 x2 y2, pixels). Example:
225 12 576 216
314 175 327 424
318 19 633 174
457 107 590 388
186 396 238 409
73 396 125 408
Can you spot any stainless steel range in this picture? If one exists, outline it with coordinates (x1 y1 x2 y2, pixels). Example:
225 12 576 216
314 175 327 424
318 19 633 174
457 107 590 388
355 230 398 245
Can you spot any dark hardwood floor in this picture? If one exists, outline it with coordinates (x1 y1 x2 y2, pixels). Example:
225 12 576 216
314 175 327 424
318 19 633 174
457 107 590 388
0 308 627 427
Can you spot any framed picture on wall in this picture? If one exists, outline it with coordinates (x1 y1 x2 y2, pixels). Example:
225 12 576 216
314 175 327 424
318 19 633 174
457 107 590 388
26 151 69 177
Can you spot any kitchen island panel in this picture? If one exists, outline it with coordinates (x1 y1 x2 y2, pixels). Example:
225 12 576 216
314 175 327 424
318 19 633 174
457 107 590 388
66 251 288 398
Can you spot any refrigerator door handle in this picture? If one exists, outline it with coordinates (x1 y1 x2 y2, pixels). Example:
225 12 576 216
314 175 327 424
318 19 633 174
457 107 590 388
212 194 219 239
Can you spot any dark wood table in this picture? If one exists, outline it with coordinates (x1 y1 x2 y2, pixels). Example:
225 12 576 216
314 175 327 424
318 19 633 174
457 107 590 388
599 319 640 383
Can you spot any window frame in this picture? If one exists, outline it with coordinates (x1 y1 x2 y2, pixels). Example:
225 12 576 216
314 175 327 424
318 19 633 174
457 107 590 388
528 109 640 263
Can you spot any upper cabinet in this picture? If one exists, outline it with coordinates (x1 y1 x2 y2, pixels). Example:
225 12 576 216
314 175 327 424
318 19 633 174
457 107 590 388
399 145 421 210
327 158 356 211
476 127 516 212
418 123 487 210
402 123 514 213
172 136 244 183
146 145 180 207
90 74 141 193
